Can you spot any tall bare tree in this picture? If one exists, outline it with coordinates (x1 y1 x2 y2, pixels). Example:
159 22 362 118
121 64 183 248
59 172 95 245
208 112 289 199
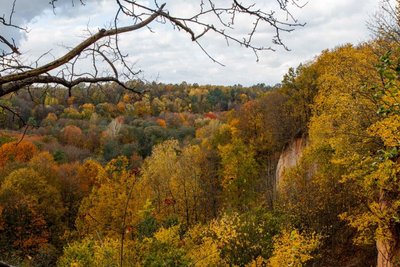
369 0 400 43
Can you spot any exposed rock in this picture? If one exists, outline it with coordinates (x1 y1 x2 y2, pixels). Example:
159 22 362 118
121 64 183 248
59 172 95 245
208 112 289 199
275 136 308 188
376 203 400 267
376 237 400 267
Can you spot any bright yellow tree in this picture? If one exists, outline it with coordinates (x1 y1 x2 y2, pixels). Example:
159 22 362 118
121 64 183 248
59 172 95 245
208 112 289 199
268 229 321 267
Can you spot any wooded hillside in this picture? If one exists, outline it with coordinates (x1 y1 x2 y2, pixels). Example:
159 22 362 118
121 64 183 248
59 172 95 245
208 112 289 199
1 1 400 266
1 39 399 266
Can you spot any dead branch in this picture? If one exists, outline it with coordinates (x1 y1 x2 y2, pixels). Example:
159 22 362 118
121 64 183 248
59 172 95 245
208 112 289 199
0 0 305 101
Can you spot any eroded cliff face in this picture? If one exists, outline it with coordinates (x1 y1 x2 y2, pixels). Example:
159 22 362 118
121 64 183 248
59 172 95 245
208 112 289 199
276 137 395 267
377 239 394 267
275 136 308 188
376 215 400 267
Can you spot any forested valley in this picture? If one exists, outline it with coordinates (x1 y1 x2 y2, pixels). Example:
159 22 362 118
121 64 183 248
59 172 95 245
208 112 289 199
2 0 400 265
1 40 400 266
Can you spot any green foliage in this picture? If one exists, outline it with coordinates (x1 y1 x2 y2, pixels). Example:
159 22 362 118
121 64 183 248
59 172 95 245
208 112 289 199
210 210 281 266
219 137 260 211
280 62 319 134
102 139 121 161
0 134 16 145
137 200 159 239
58 238 139 267
53 150 67 163
142 227 191 267
209 210 282 266
58 239 95 267
141 241 190 267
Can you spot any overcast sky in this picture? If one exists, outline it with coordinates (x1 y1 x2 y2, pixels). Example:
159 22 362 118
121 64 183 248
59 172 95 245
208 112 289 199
1 0 383 86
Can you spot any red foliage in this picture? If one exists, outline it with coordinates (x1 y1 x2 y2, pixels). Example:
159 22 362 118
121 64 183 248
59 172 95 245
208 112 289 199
204 112 218 120
164 198 176 206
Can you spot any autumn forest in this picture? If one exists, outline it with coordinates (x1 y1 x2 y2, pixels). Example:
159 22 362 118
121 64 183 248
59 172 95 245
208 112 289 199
1 0 400 267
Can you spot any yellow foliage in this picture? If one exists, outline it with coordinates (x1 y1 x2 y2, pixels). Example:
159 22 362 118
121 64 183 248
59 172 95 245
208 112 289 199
339 211 376 245
76 157 138 237
58 238 139 267
268 229 321 267
368 115 400 147
309 44 379 163
122 93 132 103
246 256 267 267
105 156 130 174
77 159 107 187
63 107 80 116
154 225 180 246
133 94 151 116
209 213 239 244
218 138 259 210
44 95 59 105
44 112 58 122
188 236 223 266
184 224 225 266
80 103 95 118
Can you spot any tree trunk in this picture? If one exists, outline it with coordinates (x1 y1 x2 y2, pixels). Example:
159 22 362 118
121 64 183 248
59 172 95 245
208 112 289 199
377 192 400 267
377 238 400 267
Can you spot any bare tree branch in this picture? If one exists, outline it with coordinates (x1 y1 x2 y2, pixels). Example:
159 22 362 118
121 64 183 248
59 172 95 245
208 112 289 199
0 4 166 86
0 0 305 100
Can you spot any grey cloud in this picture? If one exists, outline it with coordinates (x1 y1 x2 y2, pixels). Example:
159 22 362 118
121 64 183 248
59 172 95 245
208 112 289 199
0 0 102 52
6 0 383 86
0 0 51 51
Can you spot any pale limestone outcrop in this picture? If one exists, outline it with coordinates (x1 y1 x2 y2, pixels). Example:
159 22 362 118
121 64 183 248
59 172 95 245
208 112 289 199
275 137 308 188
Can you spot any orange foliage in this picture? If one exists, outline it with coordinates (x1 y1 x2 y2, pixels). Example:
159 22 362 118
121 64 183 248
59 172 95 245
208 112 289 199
156 118 167 128
81 103 95 112
67 96 76 106
76 160 105 192
9 202 49 252
0 196 50 255
122 93 133 103
0 141 37 168
61 125 84 147
178 113 191 126
117 101 126 113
